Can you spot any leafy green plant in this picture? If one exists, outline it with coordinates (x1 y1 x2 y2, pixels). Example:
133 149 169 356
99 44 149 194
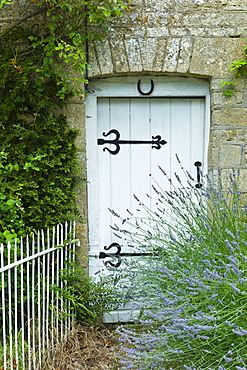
0 328 28 370
55 262 121 324
0 0 12 8
222 44 247 96
114 163 247 369
0 27 80 234
1 0 128 99
0 0 128 237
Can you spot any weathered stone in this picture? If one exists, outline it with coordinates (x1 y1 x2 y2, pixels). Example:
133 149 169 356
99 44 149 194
218 144 242 167
212 108 247 127
124 38 143 71
65 103 86 150
190 38 246 76
162 38 180 72
177 37 193 73
212 129 247 143
153 39 167 71
219 0 247 10
211 77 246 91
138 38 162 71
95 40 114 75
209 143 242 168
88 45 101 77
211 91 243 107
146 27 170 37
108 39 129 73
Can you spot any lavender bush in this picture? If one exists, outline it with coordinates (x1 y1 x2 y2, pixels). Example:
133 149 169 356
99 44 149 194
113 163 247 369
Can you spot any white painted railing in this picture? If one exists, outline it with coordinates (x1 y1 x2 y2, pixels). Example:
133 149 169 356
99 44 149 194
0 221 78 369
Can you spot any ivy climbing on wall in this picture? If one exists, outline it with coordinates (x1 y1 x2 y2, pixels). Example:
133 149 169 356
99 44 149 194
222 44 247 96
0 0 128 242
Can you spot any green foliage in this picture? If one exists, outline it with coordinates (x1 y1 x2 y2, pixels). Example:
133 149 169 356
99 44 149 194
0 28 80 239
0 0 12 8
2 0 128 98
222 44 247 96
221 80 237 97
55 262 121 324
0 0 127 240
0 329 28 369
0 151 25 243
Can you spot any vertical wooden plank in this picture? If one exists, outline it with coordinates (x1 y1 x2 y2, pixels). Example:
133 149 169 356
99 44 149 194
129 98 151 210
190 98 206 179
107 98 131 248
169 98 191 183
150 98 171 189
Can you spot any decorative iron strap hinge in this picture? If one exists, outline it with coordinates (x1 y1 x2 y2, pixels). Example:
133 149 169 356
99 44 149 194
98 129 167 155
99 242 152 268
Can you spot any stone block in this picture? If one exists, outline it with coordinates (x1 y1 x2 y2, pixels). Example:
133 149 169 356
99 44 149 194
95 40 114 75
211 77 246 92
212 108 247 127
65 104 86 151
109 39 129 73
139 37 163 71
169 27 190 37
212 129 247 144
108 25 146 38
177 37 193 73
162 38 180 72
218 144 242 167
209 142 242 168
146 27 170 37
219 0 247 10
184 12 247 28
124 38 143 71
88 45 101 78
190 38 246 76
75 222 89 267
208 143 219 168
211 91 243 107
153 39 167 71
215 168 247 193
145 0 219 12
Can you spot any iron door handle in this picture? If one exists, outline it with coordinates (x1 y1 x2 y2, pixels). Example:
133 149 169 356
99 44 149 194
194 161 202 188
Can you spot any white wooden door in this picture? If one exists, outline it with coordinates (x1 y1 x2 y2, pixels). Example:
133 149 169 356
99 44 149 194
86 77 210 322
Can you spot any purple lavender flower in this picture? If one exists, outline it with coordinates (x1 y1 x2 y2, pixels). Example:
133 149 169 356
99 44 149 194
232 327 247 336
223 355 233 362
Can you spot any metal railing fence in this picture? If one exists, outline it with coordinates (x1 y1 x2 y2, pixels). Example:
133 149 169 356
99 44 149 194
0 221 77 369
